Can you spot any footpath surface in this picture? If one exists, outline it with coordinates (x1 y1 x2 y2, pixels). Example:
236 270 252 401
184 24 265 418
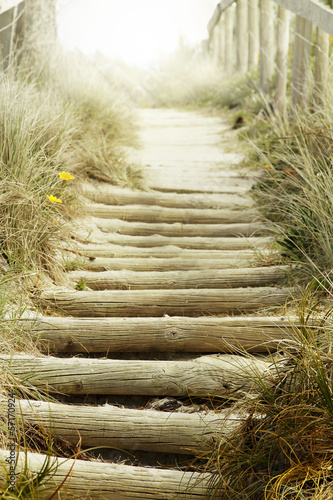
4 109 297 499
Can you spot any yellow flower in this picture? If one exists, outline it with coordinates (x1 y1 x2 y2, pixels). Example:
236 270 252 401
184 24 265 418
47 195 63 204
329 36 333 41
58 171 75 181
264 164 270 169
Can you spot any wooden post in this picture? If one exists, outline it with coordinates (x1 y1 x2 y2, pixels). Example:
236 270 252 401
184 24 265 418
275 6 290 114
259 0 275 93
291 16 313 108
212 23 220 66
224 6 234 74
314 27 329 107
0 7 15 70
236 0 248 73
248 0 259 70
219 12 225 68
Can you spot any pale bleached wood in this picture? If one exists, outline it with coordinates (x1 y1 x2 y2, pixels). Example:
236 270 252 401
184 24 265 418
259 0 275 93
0 449 213 499
84 204 261 224
3 354 273 395
68 266 289 291
30 315 295 354
224 6 234 73
236 0 248 73
248 0 259 69
81 256 260 272
92 217 271 238
314 27 329 106
275 6 290 114
212 23 221 65
273 0 333 38
72 243 275 259
0 0 22 13
18 399 242 454
218 12 225 67
291 16 313 108
39 287 295 317
82 184 255 209
74 233 275 251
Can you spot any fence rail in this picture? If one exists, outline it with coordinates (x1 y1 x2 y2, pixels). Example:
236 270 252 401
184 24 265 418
207 0 333 112
0 0 22 14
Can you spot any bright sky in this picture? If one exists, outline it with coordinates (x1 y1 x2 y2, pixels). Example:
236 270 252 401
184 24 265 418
57 0 218 67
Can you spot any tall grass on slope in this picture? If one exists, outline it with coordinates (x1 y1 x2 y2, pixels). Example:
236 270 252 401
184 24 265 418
22 49 143 188
0 76 77 275
251 102 333 282
200 297 333 499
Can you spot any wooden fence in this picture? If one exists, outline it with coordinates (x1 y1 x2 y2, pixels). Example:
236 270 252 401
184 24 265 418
208 0 333 113
0 0 23 70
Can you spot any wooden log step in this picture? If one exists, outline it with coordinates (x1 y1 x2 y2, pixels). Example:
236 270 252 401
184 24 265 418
81 256 260 272
3 354 272 395
0 449 214 499
18 399 242 454
39 287 295 317
30 315 295 354
84 203 260 224
76 233 275 251
82 183 255 208
92 218 272 238
74 243 274 259
68 266 290 291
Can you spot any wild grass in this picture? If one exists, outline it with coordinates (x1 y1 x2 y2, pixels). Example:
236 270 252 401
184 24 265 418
198 291 333 499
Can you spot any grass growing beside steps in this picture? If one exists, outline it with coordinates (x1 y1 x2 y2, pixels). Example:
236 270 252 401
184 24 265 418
0 49 143 496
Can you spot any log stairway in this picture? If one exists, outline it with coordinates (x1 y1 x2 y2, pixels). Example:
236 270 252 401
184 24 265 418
5 110 297 499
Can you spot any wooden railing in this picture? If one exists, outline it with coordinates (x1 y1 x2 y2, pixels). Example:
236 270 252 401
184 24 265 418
0 0 24 71
208 0 333 112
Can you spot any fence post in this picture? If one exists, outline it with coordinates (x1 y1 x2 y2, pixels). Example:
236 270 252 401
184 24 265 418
314 27 329 107
248 0 259 70
291 16 313 108
0 7 15 71
236 0 248 73
212 23 220 66
219 12 225 68
275 6 290 114
259 0 275 93
224 6 234 74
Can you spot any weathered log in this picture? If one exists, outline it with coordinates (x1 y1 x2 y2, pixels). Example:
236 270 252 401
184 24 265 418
68 266 290 291
81 183 255 209
81 256 259 272
17 399 242 454
3 354 273 395
72 243 276 260
29 315 295 354
92 218 271 238
39 287 295 317
84 203 260 224
75 233 275 251
0 449 214 499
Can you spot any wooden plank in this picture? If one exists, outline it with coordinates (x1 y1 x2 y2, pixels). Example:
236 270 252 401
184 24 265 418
82 184 255 209
3 354 273 395
75 232 275 251
91 218 272 238
30 315 296 354
236 0 248 73
68 266 290 291
0 0 22 14
259 0 275 93
224 6 234 73
0 449 214 499
314 27 329 106
274 0 333 37
291 16 313 108
71 243 276 259
84 204 261 224
275 6 290 114
248 0 259 69
208 0 234 36
39 287 295 317
80 257 260 272
18 400 242 454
